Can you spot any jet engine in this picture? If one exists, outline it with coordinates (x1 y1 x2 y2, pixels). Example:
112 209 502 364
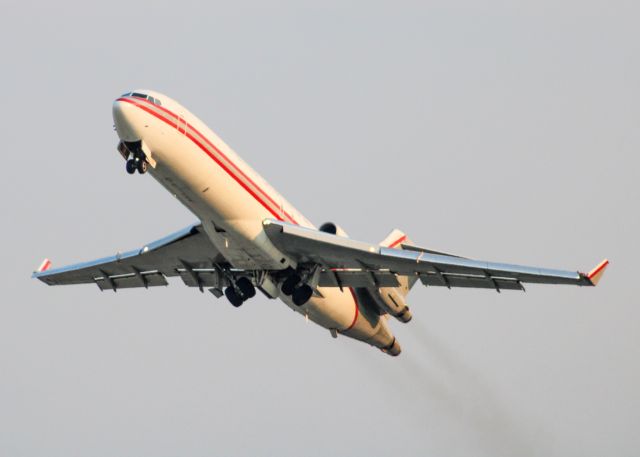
319 222 348 237
373 287 413 323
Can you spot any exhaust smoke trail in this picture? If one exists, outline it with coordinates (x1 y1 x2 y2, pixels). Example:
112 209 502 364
399 321 543 457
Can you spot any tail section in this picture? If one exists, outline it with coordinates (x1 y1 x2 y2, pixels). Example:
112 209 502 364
379 229 418 296
382 229 409 249
367 229 418 323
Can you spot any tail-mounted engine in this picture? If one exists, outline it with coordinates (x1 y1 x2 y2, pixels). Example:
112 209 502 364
319 222 348 238
373 287 413 323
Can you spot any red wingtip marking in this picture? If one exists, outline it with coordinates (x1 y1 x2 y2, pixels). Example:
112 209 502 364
587 259 609 285
37 258 52 273
588 259 609 279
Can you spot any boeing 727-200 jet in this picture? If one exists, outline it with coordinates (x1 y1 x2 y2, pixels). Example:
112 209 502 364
33 90 609 356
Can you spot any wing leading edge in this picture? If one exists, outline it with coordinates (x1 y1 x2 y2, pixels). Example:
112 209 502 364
34 220 609 293
262 220 608 292
32 224 230 291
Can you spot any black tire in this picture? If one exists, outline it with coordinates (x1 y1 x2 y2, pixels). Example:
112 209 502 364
126 160 137 174
137 160 148 174
281 274 300 296
236 277 256 299
225 287 243 307
292 284 313 306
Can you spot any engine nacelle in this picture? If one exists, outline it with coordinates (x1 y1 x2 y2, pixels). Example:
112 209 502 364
381 337 402 356
374 287 413 323
319 222 348 238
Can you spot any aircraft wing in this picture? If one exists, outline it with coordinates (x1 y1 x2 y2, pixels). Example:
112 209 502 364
33 224 230 292
263 220 608 291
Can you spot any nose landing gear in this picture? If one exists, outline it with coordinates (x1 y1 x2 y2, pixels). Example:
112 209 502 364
126 159 137 174
121 141 150 175
126 155 149 175
137 159 148 174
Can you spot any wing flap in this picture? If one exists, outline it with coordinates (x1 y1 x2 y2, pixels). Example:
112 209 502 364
177 268 228 289
318 270 400 288
95 271 168 291
420 273 524 291
34 224 226 290
263 220 601 290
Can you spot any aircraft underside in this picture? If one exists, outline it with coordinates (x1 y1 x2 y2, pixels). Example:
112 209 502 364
32 89 608 356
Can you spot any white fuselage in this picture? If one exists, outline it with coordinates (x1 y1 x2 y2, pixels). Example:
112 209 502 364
113 90 397 352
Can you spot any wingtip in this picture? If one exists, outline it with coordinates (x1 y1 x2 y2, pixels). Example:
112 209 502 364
35 258 52 274
586 259 609 286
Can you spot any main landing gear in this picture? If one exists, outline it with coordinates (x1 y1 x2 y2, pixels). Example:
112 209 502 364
280 273 313 306
126 155 148 175
224 277 256 307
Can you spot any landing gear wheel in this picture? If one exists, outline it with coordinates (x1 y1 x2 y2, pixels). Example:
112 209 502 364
225 287 244 307
137 159 148 174
236 277 256 299
281 274 301 296
126 160 137 174
292 284 313 306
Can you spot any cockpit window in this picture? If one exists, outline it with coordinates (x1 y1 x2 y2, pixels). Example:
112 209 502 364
123 92 162 106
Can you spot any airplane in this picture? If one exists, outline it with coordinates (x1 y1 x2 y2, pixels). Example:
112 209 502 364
33 89 609 356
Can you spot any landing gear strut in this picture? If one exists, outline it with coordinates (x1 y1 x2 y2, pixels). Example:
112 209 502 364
292 284 313 306
225 287 243 307
126 159 137 174
281 273 314 306
281 274 301 296
126 156 148 174
123 141 149 175
224 277 256 307
137 159 148 174
236 277 256 299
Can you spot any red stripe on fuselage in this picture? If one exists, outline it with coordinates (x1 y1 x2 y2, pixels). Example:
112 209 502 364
117 97 298 225
182 128 285 222
344 288 359 331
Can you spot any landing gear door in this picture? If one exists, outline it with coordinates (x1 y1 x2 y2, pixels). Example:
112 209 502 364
117 141 131 160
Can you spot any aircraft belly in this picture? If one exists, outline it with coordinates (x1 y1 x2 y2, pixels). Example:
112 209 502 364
143 122 293 270
140 117 393 344
280 286 356 330
130 102 396 346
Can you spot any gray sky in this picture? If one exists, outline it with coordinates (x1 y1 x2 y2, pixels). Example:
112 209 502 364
1 1 638 456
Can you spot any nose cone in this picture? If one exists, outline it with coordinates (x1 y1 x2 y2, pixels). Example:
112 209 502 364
113 98 141 142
